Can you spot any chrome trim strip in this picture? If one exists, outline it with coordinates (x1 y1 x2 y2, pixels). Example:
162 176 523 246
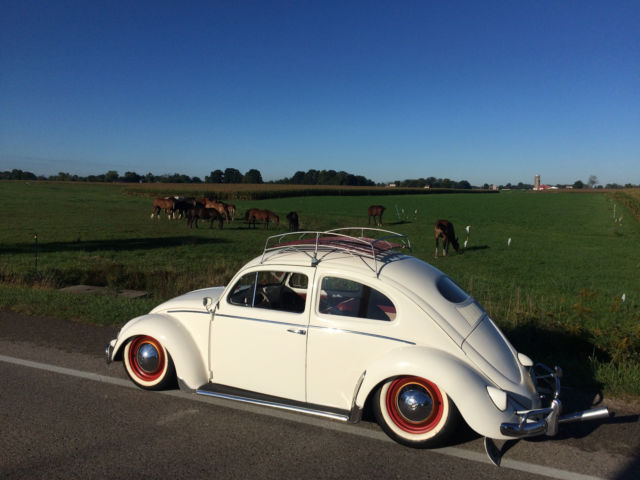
167 310 210 315
195 389 350 422
214 314 413 344
215 313 306 329
309 325 415 345
348 371 367 423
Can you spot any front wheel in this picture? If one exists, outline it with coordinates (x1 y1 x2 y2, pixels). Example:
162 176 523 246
373 376 460 448
123 335 176 390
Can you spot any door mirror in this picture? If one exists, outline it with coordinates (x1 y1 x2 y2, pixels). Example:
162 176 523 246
203 297 214 312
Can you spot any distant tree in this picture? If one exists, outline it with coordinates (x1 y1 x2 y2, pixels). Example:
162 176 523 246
458 180 472 189
166 173 191 183
304 169 319 185
192 176 202 183
206 169 224 183
400 179 424 187
104 170 119 182
243 169 263 184
273 168 376 186
573 180 585 189
354 175 374 186
290 171 306 184
335 171 349 185
223 168 243 183
52 172 73 181
1 169 37 180
122 171 141 183
588 175 598 188
319 170 338 185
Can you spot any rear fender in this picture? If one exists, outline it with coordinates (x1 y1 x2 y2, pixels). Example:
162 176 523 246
113 313 208 390
356 346 519 439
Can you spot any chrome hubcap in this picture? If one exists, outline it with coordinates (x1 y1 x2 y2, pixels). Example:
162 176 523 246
136 343 160 373
397 385 433 422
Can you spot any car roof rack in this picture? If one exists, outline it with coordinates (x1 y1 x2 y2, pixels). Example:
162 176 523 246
260 227 411 274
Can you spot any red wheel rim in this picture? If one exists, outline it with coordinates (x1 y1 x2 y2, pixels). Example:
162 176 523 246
385 376 444 434
128 336 165 381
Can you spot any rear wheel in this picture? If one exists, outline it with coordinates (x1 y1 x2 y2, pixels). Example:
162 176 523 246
373 376 459 448
123 335 176 390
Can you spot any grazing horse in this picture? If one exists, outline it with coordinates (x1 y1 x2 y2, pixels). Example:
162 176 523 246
286 211 299 231
368 205 385 226
225 203 236 221
186 206 224 229
173 197 201 219
204 199 231 223
434 219 463 257
151 197 175 219
245 208 279 229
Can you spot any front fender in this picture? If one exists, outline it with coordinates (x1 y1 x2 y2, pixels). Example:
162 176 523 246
112 313 208 390
356 346 521 439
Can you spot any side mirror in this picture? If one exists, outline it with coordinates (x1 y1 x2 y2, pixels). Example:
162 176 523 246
203 297 214 312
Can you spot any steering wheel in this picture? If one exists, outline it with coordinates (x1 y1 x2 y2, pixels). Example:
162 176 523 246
255 288 271 307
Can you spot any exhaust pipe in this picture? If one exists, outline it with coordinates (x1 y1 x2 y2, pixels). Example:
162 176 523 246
559 406 610 424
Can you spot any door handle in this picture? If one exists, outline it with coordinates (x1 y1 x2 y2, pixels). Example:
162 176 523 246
287 328 306 336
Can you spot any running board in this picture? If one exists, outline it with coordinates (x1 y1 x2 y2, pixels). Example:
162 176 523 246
195 387 350 422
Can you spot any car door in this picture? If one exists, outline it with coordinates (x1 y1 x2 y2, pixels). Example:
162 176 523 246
306 274 402 410
210 267 314 402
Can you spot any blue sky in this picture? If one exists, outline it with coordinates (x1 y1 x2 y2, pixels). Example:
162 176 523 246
1 0 638 186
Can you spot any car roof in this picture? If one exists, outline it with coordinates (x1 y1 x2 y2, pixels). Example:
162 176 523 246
241 228 417 276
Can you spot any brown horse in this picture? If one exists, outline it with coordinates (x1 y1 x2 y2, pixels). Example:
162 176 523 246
173 197 202 219
434 219 463 257
225 203 236 221
245 208 279 229
151 197 175 219
286 211 299 231
368 205 385 226
204 199 231 223
186 206 224 229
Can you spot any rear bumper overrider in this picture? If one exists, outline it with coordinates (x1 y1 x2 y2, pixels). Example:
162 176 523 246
105 340 115 364
500 364 610 438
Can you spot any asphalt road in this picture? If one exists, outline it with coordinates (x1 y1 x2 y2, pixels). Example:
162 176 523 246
1 310 638 479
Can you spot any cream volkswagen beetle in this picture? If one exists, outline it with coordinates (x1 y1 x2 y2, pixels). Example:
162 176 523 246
106 228 608 465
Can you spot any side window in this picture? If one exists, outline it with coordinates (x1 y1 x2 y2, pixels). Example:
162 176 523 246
227 271 308 314
318 277 396 321
228 272 257 306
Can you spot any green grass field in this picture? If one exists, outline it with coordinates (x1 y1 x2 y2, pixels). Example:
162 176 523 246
1 181 639 397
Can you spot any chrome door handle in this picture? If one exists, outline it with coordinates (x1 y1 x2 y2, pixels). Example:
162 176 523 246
287 328 306 335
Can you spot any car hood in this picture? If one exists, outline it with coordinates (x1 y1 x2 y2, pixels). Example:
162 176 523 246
150 286 226 314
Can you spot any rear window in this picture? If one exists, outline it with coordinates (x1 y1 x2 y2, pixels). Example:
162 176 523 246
319 277 396 321
437 276 468 304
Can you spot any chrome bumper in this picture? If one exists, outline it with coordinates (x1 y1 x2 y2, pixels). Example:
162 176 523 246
500 364 610 438
105 341 115 364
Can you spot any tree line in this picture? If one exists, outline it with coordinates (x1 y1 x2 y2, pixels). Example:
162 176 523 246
0 167 379 186
1 168 636 189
